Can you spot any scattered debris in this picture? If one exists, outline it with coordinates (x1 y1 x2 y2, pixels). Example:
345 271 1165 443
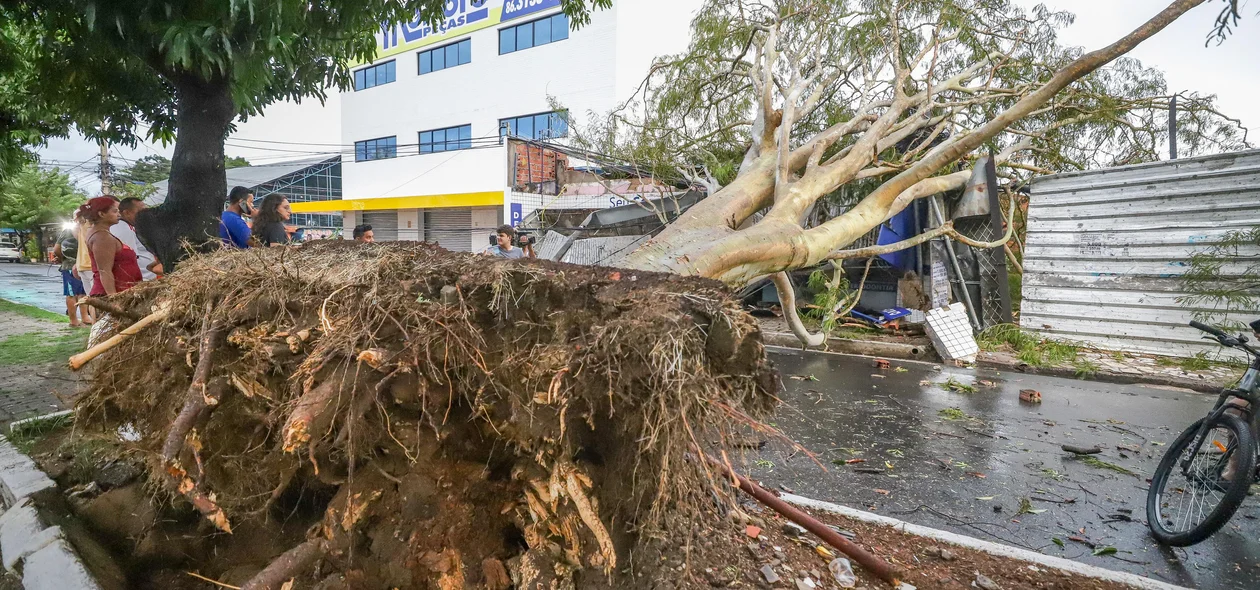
924 546 958 561
782 523 807 538
853 467 887 474
1016 498 1046 515
940 377 978 394
761 564 782 584
791 374 820 382
1061 444 1102 455
895 367 909 373
746 525 763 539
974 572 1002 590
874 359 892 370
1079 456 1138 477
829 557 857 588
1019 389 1042 403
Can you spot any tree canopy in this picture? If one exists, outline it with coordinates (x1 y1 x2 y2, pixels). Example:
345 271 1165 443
0 164 85 254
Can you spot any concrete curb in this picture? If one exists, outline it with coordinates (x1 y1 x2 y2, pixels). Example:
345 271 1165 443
765 331 1227 394
762 331 938 362
0 434 103 590
780 493 1190 590
977 354 1224 394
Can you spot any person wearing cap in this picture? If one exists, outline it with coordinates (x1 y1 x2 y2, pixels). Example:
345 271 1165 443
80 196 143 295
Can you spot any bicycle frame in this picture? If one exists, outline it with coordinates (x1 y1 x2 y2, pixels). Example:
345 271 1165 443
1178 339 1260 474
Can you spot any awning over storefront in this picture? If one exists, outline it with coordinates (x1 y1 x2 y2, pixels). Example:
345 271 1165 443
289 191 503 213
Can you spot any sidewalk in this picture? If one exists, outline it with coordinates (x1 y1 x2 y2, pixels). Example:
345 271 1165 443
0 300 86 429
757 316 1245 393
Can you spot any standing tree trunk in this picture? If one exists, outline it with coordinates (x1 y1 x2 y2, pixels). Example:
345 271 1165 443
136 75 236 271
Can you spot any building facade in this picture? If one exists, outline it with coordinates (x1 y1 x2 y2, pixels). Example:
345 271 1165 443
291 0 699 251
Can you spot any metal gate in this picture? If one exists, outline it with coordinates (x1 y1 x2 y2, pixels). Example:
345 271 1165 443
361 211 398 241
424 208 474 252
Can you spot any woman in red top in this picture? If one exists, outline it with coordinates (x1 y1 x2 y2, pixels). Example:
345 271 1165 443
81 196 143 295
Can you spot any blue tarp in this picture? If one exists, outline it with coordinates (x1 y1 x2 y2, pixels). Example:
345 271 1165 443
875 205 918 271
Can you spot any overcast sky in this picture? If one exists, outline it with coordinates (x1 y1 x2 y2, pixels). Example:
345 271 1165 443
38 0 1257 195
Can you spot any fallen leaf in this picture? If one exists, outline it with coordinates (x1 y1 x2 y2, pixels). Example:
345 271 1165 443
1093 546 1117 556
1052 538 1065 548
845 458 866 464
975 496 996 501
885 461 895 470
874 489 891 495
967 472 986 478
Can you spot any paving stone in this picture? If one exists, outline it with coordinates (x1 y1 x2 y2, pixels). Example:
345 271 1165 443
22 538 102 590
0 438 55 506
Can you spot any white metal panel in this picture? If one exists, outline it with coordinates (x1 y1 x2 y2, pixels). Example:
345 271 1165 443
424 208 474 253
361 211 399 241
1022 149 1260 357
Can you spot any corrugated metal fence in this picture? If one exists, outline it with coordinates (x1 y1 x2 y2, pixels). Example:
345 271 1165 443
1021 149 1260 357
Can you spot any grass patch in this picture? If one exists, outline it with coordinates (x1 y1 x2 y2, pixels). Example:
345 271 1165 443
0 330 87 365
0 299 66 323
938 407 970 421
1157 352 1216 372
979 323 1080 367
1079 456 1137 477
1073 359 1099 380
7 412 73 454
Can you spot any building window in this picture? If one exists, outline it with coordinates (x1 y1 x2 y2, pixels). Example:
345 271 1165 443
420 125 473 153
498 12 569 55
419 39 471 74
353 60 396 91
500 111 568 140
355 137 397 162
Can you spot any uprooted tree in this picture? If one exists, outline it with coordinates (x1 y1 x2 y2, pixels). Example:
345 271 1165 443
578 0 1247 343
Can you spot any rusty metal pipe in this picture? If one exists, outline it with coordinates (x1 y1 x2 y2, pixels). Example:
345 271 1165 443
706 455 902 586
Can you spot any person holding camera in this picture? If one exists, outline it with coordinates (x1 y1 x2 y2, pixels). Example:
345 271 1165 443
487 225 534 259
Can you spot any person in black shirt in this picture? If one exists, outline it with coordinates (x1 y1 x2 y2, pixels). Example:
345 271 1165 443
252 194 292 246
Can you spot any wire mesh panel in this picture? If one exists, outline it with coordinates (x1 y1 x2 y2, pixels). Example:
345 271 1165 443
954 217 1011 329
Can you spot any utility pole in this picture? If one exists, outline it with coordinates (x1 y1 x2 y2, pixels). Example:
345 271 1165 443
1168 94 1178 160
98 139 111 195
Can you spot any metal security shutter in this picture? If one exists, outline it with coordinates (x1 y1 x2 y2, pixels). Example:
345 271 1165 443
424 209 474 252
362 211 398 241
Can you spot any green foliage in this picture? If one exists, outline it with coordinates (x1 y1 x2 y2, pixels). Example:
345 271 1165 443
978 323 1080 368
1177 226 1260 331
940 377 977 394
1072 359 1099 380
224 155 250 169
0 164 85 257
806 265 857 334
566 0 1247 206
6 411 72 454
1078 456 1137 477
1155 352 1217 373
116 155 171 185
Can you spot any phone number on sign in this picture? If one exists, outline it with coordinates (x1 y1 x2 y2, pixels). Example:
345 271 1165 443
503 0 561 19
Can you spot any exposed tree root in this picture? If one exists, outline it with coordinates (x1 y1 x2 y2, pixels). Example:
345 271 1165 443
239 538 327 590
76 242 779 588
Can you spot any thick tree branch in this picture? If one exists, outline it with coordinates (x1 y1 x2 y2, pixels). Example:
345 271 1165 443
830 198 1017 260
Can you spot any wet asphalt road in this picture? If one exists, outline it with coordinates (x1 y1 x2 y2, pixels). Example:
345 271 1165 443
753 348 1260 590
0 262 66 313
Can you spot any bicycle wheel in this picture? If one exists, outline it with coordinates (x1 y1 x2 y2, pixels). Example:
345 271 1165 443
1147 413 1256 546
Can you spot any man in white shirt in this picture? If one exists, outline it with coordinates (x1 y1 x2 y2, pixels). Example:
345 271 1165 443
111 198 161 280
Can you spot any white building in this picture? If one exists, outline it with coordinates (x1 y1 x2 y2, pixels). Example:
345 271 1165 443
292 0 700 251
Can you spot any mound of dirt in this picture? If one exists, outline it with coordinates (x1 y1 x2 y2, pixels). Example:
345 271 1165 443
75 241 778 589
